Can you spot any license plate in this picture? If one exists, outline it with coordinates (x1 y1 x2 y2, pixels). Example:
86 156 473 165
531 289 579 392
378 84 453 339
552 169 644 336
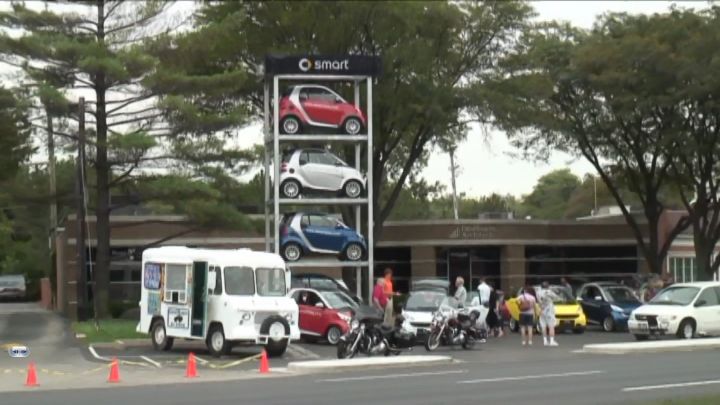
637 322 649 331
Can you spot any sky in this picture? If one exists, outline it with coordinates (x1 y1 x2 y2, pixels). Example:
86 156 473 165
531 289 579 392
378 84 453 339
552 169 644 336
2 1 702 197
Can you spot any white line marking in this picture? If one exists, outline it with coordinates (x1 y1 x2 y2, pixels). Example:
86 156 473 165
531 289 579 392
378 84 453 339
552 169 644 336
88 344 112 362
318 369 467 382
140 356 162 368
623 379 720 392
458 370 605 384
193 355 209 365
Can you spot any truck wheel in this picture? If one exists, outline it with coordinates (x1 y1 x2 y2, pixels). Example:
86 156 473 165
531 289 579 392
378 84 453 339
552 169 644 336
265 339 288 357
207 324 231 357
151 319 174 351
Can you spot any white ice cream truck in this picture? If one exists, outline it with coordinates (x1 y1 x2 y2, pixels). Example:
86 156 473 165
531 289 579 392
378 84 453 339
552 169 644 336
137 246 300 357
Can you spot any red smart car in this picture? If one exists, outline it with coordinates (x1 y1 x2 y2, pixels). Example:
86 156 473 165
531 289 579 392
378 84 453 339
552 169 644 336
279 85 366 135
289 287 356 345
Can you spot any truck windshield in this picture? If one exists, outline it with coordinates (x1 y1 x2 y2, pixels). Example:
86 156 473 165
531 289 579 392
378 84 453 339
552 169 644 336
224 267 255 295
256 268 286 297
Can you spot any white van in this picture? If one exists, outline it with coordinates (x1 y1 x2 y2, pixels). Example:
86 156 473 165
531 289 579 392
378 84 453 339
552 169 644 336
137 247 300 357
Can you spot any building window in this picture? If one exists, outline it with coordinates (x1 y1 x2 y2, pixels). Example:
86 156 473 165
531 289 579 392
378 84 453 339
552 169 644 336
669 256 697 283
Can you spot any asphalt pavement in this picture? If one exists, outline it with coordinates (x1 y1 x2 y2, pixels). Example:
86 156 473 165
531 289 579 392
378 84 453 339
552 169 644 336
3 303 720 404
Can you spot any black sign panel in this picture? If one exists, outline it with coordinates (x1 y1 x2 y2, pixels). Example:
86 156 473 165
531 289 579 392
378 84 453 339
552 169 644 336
265 54 382 77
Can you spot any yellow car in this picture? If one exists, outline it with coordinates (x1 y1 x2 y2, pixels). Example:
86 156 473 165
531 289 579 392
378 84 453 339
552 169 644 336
506 286 587 334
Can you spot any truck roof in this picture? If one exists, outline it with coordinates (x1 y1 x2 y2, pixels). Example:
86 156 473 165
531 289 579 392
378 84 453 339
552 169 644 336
141 246 286 269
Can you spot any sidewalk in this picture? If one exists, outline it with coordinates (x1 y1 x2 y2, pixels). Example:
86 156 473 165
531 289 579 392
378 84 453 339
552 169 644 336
583 337 720 354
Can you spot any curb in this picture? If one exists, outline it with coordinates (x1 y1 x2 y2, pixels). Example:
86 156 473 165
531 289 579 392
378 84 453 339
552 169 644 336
287 355 453 372
583 338 720 354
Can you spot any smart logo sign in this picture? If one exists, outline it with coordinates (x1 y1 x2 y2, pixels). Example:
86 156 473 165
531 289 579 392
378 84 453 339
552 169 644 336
298 57 350 73
265 55 382 77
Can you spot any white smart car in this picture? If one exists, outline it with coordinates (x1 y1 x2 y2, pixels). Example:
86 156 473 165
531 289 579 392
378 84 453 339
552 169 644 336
280 148 366 199
628 281 720 340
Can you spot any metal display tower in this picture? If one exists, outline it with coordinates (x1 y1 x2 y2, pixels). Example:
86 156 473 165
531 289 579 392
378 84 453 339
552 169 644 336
263 55 381 302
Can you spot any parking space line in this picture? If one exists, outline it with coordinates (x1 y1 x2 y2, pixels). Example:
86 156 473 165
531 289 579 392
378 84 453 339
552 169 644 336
623 379 720 392
194 355 209 365
458 370 605 384
88 344 112 362
209 353 262 369
318 370 467 383
140 356 162 368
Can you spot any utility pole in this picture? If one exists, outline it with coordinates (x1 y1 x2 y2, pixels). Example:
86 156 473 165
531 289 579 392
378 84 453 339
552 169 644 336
449 147 459 220
47 110 57 236
75 97 88 321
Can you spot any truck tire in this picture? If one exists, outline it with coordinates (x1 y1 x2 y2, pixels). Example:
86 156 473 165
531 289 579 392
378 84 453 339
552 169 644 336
151 319 174 351
206 324 231 357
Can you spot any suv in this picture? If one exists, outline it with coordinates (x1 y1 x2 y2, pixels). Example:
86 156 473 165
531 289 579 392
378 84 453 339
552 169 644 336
279 85 366 135
280 212 366 262
280 149 366 199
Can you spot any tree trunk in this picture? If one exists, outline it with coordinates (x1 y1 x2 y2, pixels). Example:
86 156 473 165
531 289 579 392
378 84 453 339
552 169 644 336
693 229 715 281
93 0 110 318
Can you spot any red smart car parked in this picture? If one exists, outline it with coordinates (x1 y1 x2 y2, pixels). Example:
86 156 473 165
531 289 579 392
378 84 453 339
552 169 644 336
289 287 356 345
279 85 366 135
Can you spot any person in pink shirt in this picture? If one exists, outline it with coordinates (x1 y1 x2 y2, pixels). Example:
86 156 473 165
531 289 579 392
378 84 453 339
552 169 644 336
372 278 387 312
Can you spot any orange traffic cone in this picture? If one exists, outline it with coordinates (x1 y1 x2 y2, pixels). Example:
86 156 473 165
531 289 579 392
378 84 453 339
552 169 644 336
185 352 198 378
258 349 269 374
107 357 121 383
25 362 39 387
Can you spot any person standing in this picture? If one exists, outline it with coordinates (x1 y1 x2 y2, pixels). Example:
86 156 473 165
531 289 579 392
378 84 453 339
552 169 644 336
486 284 500 337
383 268 399 326
454 276 467 307
518 285 537 346
372 278 387 313
560 277 573 298
477 276 492 307
496 289 508 337
538 281 559 346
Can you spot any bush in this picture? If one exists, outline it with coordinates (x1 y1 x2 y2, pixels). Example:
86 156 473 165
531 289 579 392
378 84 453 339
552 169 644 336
109 301 137 319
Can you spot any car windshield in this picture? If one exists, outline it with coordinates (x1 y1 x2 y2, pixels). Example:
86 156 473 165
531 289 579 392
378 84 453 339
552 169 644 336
649 286 700 306
405 291 446 311
320 291 357 309
256 268 287 297
224 266 255 295
547 287 576 304
605 286 638 302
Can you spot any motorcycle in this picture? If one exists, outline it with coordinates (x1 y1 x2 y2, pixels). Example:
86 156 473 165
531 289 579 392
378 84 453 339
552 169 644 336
425 304 485 351
337 315 416 359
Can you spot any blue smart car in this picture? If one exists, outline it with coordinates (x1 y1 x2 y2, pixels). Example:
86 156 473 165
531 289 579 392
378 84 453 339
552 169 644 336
280 212 366 262
577 282 642 332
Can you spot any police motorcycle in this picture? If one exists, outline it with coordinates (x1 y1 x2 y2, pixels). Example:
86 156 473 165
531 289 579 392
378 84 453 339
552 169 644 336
337 312 416 359
424 297 487 351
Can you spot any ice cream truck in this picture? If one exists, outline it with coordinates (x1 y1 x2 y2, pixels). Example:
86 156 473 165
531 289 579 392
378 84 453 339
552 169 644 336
137 246 300 357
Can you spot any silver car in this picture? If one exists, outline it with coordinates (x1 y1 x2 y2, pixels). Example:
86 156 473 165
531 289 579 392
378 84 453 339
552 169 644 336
0 275 26 300
280 149 366 199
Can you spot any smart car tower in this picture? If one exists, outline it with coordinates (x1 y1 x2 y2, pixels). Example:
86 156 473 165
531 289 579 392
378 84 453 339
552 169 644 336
263 55 381 302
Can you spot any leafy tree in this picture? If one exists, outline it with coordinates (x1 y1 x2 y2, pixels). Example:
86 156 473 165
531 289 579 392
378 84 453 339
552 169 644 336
153 0 533 241
0 1 257 317
485 14 697 274
521 169 580 220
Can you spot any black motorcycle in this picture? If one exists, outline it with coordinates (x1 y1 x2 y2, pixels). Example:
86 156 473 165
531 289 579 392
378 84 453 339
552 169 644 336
425 306 485 351
337 315 416 359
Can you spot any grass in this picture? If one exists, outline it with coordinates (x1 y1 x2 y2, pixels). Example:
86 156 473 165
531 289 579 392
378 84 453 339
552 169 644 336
71 319 147 343
641 395 720 405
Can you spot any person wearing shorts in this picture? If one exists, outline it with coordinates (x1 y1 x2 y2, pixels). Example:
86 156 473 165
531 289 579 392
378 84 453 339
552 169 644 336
538 281 559 346
517 286 537 346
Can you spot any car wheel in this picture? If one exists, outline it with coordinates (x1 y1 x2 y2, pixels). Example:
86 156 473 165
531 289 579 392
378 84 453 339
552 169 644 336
326 326 343 345
603 316 615 332
206 324 230 357
677 319 696 339
343 180 363 199
282 243 303 262
343 243 364 261
509 318 519 333
281 179 301 199
634 334 649 341
281 116 301 135
151 319 174 351
343 117 362 135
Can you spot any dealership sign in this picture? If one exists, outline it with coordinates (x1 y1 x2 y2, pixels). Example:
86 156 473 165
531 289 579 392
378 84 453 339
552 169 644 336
265 54 382 77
